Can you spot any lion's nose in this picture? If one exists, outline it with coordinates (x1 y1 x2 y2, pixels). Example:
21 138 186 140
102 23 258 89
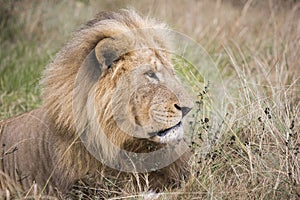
174 104 192 117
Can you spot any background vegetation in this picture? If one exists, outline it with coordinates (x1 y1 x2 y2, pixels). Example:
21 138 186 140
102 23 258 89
0 0 299 199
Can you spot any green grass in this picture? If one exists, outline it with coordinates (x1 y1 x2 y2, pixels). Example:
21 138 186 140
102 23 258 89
0 0 299 199
0 40 47 118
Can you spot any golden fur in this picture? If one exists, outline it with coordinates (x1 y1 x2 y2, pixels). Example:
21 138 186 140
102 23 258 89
0 10 193 196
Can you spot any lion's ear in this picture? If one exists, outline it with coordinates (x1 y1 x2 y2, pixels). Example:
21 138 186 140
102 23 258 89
94 37 132 70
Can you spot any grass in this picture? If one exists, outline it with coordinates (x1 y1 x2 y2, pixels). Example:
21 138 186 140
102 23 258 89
0 0 299 199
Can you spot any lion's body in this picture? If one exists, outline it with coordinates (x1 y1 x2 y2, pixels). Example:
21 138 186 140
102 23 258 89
0 10 193 196
0 108 94 193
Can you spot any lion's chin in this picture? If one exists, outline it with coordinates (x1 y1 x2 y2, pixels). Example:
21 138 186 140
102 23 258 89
150 122 184 144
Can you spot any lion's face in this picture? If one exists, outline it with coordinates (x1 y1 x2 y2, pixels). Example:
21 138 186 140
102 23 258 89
95 48 194 144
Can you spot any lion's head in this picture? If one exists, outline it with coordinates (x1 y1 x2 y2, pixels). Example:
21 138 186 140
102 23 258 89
43 10 193 171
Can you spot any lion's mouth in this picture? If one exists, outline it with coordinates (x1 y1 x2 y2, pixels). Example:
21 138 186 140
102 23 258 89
156 122 182 137
149 122 184 143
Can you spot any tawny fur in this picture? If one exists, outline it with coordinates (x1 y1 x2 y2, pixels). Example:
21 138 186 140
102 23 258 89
0 10 193 196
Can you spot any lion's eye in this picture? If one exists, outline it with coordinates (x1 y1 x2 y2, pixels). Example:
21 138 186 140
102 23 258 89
145 70 158 80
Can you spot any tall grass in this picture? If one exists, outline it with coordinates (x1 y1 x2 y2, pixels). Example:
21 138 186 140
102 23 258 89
0 0 299 199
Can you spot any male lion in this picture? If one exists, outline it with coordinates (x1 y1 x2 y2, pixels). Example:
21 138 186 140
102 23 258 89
0 10 193 196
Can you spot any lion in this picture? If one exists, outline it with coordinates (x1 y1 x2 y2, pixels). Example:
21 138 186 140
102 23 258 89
0 10 194 196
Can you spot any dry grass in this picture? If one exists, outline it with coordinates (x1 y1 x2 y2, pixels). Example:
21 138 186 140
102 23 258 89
0 0 299 199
